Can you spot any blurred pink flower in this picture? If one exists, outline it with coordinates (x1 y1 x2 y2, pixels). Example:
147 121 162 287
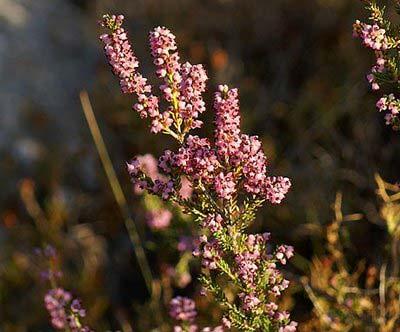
146 208 172 230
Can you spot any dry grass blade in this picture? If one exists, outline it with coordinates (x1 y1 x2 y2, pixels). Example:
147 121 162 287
79 90 153 295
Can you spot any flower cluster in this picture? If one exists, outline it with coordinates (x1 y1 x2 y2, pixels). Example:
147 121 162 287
353 20 388 92
38 246 93 332
35 245 63 281
353 3 400 130
99 15 164 133
150 85 291 204
127 157 175 200
213 84 243 168
130 154 159 193
195 215 296 329
193 234 222 270
353 20 388 51
180 63 208 129
169 296 226 332
130 154 193 202
376 94 400 128
169 296 197 322
100 15 208 139
100 15 295 331
44 288 91 332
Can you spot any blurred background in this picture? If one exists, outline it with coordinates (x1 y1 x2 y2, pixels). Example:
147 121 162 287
1 0 399 331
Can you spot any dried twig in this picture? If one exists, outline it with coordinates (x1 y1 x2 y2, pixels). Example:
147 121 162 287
79 90 153 295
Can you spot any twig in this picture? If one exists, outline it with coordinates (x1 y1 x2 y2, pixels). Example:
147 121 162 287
379 262 387 326
19 179 49 233
79 90 153 295
301 278 332 325
392 235 399 277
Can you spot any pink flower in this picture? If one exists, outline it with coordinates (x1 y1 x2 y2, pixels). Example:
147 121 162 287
158 150 175 173
353 20 388 51
44 288 91 332
221 317 231 329
376 96 388 111
235 252 259 287
264 176 292 204
149 27 181 78
146 208 172 230
375 94 400 129
100 16 171 133
100 19 296 329
173 135 220 184
266 302 279 316
177 236 195 252
279 321 298 332
99 15 140 94
214 85 242 163
215 172 236 199
169 296 197 322
102 17 293 202
180 62 208 129
367 73 380 91
152 179 175 200
126 158 141 177
201 214 224 233
240 134 268 195
179 176 193 199
130 154 159 194
194 235 221 270
238 292 261 311
44 288 71 329
276 245 295 265
275 311 290 322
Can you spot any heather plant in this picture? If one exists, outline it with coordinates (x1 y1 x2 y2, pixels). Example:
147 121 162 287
99 14 296 331
353 0 400 130
17 178 106 330
36 246 92 332
302 176 400 331
4 2 400 331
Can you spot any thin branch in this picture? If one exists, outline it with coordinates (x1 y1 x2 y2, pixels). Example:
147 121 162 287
19 179 49 233
379 262 387 326
301 278 332 325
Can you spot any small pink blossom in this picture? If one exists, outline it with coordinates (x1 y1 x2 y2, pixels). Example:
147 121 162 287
214 84 242 162
279 321 298 332
44 288 91 332
201 214 224 233
238 292 261 311
179 176 193 199
152 178 175 200
353 20 388 50
173 135 220 184
221 317 231 329
180 62 208 129
276 245 295 265
214 172 236 199
131 154 159 193
177 236 195 252
169 296 197 322
146 208 172 230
